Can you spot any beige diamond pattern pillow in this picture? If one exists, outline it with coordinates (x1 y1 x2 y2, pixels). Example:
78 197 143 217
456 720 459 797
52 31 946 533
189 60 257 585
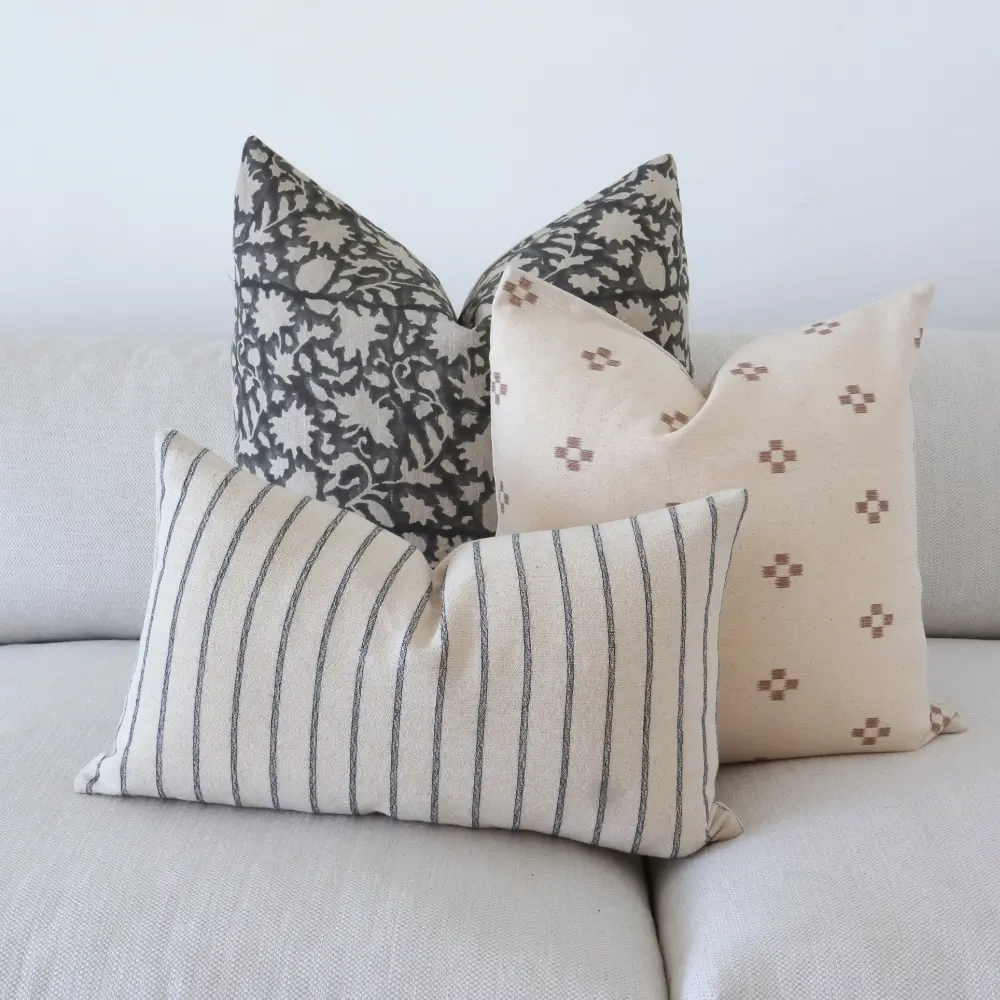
489 267 963 762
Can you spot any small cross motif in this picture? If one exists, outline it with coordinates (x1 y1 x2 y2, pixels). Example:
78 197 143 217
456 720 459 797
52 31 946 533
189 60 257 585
758 439 797 473
502 275 539 307
492 372 507 405
660 411 689 432
497 481 510 514
554 436 594 472
855 489 890 524
929 704 953 735
839 384 876 413
762 553 804 589
757 668 799 701
860 603 894 638
851 717 892 746
804 320 840 336
581 347 621 371
915 327 924 349
731 362 769 381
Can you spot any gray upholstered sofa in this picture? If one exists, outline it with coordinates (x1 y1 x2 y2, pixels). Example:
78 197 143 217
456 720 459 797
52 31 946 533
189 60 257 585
2 330 997 999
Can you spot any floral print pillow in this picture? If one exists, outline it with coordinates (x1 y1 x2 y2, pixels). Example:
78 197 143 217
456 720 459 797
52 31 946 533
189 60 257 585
232 136 690 560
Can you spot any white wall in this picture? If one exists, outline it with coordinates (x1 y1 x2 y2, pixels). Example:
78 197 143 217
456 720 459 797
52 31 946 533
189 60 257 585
1 1 997 340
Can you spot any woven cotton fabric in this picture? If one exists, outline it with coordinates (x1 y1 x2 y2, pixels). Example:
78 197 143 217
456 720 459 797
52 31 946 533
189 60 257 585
78 432 745 858
489 269 963 761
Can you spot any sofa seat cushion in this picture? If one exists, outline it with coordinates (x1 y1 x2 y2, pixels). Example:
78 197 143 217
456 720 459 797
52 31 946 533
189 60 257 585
1 641 667 1000
651 638 1000 999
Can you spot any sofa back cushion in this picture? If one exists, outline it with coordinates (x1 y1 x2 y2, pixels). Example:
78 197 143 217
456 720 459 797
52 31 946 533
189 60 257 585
0 336 232 643
691 329 1000 639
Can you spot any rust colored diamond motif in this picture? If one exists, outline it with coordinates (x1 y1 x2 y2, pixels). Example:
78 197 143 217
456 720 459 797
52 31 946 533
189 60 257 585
554 436 594 472
491 372 508 405
758 439 797 473
915 327 924 349
860 603 894 638
929 703 953 735
497 481 510 514
761 553 804 589
855 489 890 524
502 275 539 308
660 411 689 432
838 384 877 413
851 717 892 746
804 320 841 336
731 361 770 381
756 668 800 701
581 347 621 371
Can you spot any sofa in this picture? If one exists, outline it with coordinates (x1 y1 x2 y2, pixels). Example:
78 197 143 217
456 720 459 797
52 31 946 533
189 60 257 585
2 327 997 1000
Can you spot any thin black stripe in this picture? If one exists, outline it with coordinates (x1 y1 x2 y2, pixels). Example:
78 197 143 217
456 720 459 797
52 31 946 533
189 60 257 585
630 515 654 854
118 445 207 797
191 481 274 802
551 530 575 838
471 541 490 829
269 508 349 810
429 573 450 824
230 496 310 808
669 505 688 859
155 466 239 798
390 585 432 819
309 526 381 814
591 524 616 847
87 431 178 795
349 546 417 816
701 497 719 833
511 533 533 831
714 490 750 765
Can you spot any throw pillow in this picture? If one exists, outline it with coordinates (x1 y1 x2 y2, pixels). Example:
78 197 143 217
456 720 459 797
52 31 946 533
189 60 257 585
489 267 964 762
77 431 747 858
233 137 689 562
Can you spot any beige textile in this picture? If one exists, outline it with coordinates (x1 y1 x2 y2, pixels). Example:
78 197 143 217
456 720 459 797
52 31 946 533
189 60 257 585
77 432 746 858
489 268 963 761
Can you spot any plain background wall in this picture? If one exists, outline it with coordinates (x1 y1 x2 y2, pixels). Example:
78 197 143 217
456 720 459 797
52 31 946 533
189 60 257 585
1 1 997 340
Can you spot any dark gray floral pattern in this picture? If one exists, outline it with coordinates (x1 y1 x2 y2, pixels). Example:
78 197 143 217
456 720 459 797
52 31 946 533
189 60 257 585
233 137 690 560
460 153 691 373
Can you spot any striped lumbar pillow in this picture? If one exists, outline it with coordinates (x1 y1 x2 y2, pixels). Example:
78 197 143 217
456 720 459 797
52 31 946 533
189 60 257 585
77 431 747 858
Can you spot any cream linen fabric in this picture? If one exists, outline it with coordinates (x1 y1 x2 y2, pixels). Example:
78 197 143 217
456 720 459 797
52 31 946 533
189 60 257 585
653 638 1000 1000
490 268 963 761
77 431 746 858
0 335 232 643
5 641 669 1000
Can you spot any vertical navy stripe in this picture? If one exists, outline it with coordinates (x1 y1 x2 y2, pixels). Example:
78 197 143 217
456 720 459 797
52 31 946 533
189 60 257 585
86 431 178 795
701 497 719 833
269 508 349 810
349 546 418 816
511 533 533 832
190 481 274 802
230 496 310 807
551 530 575 838
590 524 616 847
668 505 688 859
470 541 490 829
118 445 207 797
309 526 381 814
155 466 239 798
630 515 654 854
429 573 450 824
389 585 432 819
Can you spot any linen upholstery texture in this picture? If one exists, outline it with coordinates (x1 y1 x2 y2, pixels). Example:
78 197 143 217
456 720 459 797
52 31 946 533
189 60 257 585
232 137 690 562
652 638 1000 1000
2 641 668 1000
691 329 1000 639
0 336 232 644
489 270 962 761
78 431 744 858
